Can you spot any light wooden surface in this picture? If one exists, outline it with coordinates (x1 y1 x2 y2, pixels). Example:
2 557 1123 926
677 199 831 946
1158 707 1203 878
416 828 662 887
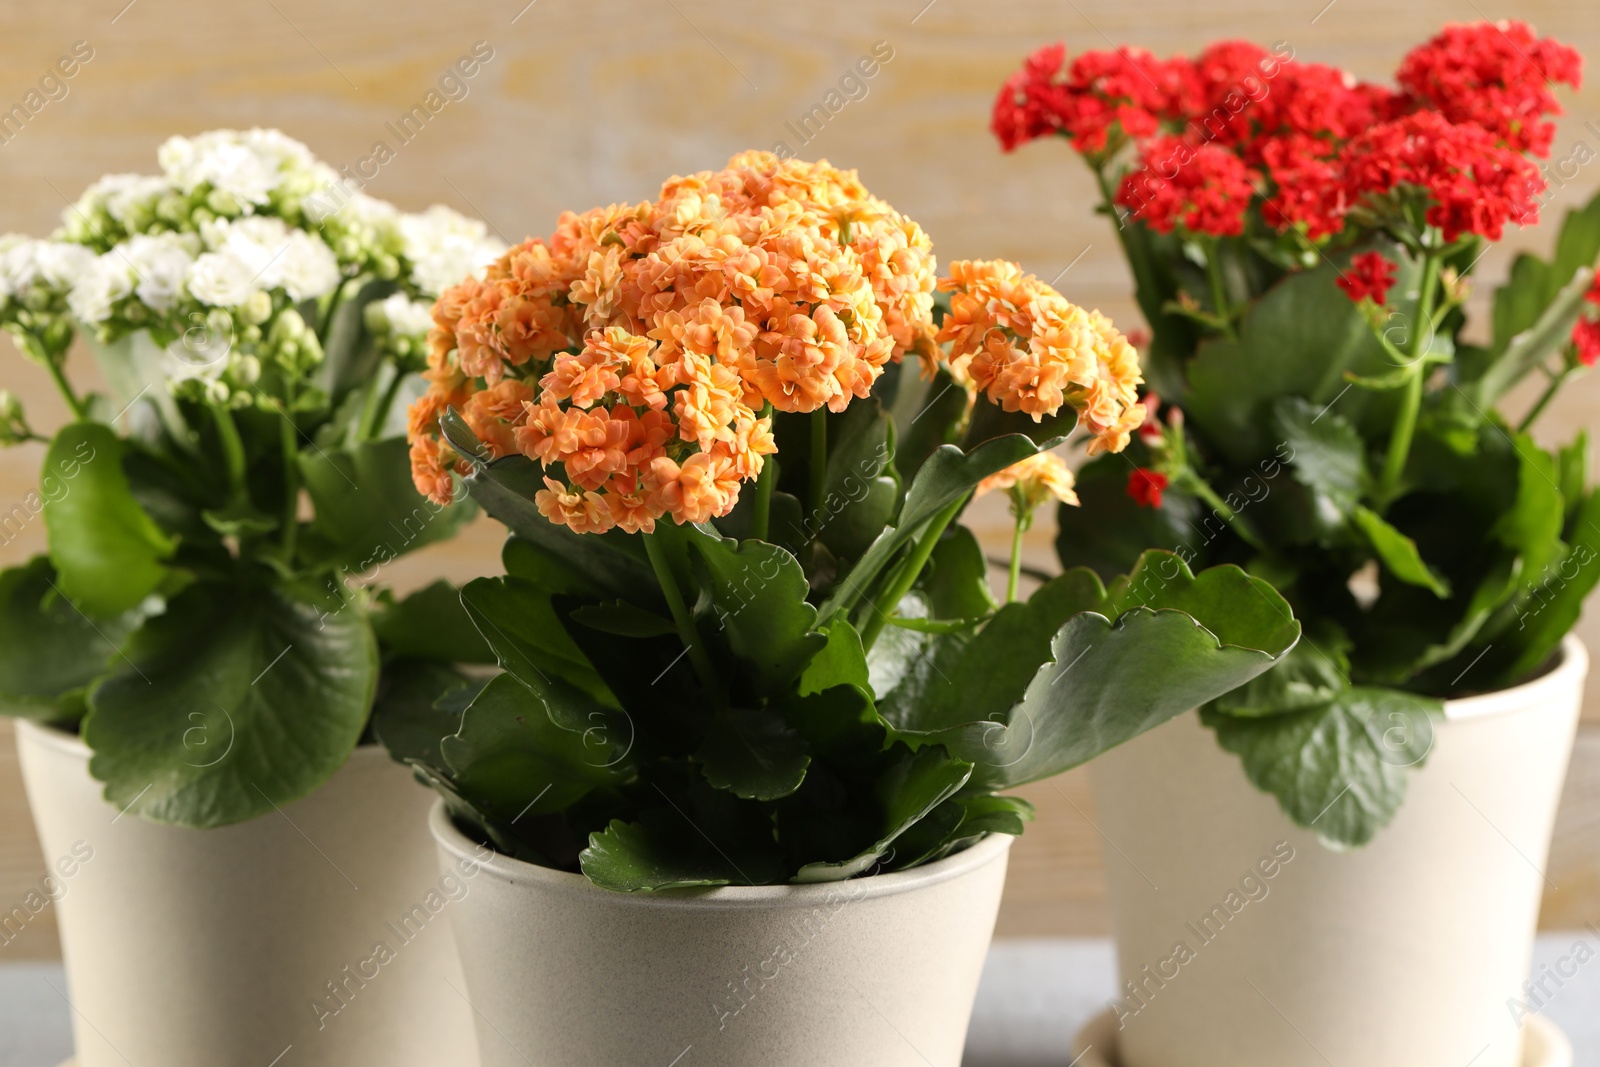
1 0 1598 953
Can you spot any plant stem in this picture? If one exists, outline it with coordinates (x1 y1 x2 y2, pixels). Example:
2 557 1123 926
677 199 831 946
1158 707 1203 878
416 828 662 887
362 367 410 441
211 401 248 503
1006 513 1025 604
809 409 828 518
1376 244 1442 507
858 495 965 651
643 531 719 696
1517 362 1572 435
1205 241 1235 339
279 384 300 561
317 278 349 340
749 403 775 541
36 343 87 421
1180 469 1265 551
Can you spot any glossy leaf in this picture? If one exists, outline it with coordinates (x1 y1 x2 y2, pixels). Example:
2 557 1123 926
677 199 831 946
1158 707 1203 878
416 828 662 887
695 707 810 801
0 558 141 721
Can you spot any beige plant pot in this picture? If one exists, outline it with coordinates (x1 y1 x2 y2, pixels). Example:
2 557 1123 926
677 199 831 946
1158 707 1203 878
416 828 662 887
430 801 1012 1067
15 720 478 1067
1087 635 1587 1067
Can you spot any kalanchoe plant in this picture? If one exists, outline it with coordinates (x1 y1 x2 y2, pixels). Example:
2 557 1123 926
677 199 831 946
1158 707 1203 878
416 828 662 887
997 25 1598 846
392 151 1301 890
0 128 501 827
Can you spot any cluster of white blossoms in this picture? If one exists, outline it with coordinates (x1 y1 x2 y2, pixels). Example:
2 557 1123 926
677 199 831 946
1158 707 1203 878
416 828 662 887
8 127 504 397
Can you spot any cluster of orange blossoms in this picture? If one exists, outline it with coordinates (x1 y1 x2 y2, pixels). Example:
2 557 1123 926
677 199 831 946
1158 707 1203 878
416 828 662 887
976 451 1080 516
408 152 1142 535
938 259 1144 455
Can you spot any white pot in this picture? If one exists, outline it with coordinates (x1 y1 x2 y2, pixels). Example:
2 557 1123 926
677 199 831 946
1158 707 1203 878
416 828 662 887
1087 635 1587 1067
429 801 1012 1067
15 721 478 1067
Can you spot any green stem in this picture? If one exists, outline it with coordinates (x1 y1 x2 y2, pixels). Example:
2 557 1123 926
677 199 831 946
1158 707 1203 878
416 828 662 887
1006 513 1025 605
1205 241 1236 339
1376 244 1442 507
37 344 87 421
1181 469 1265 552
642 531 719 697
809 409 828 519
317 278 349 340
858 495 965 651
211 401 248 503
279 384 300 560
1517 362 1572 435
750 403 775 541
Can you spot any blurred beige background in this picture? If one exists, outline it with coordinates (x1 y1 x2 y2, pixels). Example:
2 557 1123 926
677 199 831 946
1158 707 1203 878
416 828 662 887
1 0 1598 956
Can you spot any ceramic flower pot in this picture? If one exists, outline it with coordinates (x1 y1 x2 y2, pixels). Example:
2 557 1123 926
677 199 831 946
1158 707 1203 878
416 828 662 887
429 800 1012 1067
1086 635 1587 1067
15 720 477 1067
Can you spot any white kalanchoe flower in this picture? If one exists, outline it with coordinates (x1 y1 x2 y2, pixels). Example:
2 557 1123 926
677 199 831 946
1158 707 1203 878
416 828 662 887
369 292 435 338
399 205 506 296
274 231 342 302
158 128 319 210
67 252 135 323
0 239 96 302
186 248 262 309
124 232 198 313
191 216 340 304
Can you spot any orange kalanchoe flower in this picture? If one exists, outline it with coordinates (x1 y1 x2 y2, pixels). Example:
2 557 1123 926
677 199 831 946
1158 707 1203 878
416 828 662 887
976 451 1080 512
407 151 934 533
937 260 1145 455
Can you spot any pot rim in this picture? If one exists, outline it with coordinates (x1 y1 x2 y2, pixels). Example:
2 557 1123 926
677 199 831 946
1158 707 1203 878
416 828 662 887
1443 634 1586 723
429 799 1013 909
13 717 389 762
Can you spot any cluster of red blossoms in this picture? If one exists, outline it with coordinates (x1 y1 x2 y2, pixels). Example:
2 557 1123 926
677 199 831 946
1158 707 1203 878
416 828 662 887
1575 276 1600 368
1337 251 1399 306
992 22 1581 244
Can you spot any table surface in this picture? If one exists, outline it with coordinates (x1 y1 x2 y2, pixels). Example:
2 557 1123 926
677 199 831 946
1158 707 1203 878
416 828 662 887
4 936 1596 1067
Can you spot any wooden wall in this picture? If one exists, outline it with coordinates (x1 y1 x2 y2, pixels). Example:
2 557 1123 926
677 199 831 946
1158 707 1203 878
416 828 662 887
1 0 1598 956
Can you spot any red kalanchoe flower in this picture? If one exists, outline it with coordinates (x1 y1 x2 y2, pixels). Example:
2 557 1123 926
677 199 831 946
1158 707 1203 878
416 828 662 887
992 43 1194 155
1118 136 1258 237
1339 110 1544 242
1127 468 1169 508
1338 252 1399 306
1396 21 1583 157
1574 318 1600 368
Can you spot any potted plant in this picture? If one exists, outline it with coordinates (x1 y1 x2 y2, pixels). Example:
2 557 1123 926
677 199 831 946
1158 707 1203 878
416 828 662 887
391 150 1302 1066
995 24 1594 1067
0 129 503 1067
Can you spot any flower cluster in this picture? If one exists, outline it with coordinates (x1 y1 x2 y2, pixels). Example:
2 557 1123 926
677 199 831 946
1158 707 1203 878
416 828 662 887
410 152 939 532
1575 276 1600 368
26 128 503 402
1337 251 1399 306
936 259 1144 454
995 22 1578 245
1396 21 1583 156
977 451 1079 520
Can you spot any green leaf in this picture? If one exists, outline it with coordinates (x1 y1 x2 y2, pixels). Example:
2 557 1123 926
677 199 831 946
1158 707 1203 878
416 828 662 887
43 422 177 617
793 744 973 882
1204 687 1442 848
1476 266 1596 406
297 436 476 570
580 804 785 891
1185 259 1404 464
797 619 871 697
695 707 810 801
821 433 1061 624
922 525 998 620
569 601 677 638
372 580 496 665
887 367 968 481
459 576 613 704
1481 489 1600 686
1488 191 1600 360
441 672 633 824
370 658 480 773
944 554 1300 789
0 558 141 721
459 453 660 607
1056 453 1199 582
1353 507 1451 598
1210 621 1352 717
686 524 826 694
815 399 899 561
83 579 377 827
1274 397 1368 514
318 277 399 402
